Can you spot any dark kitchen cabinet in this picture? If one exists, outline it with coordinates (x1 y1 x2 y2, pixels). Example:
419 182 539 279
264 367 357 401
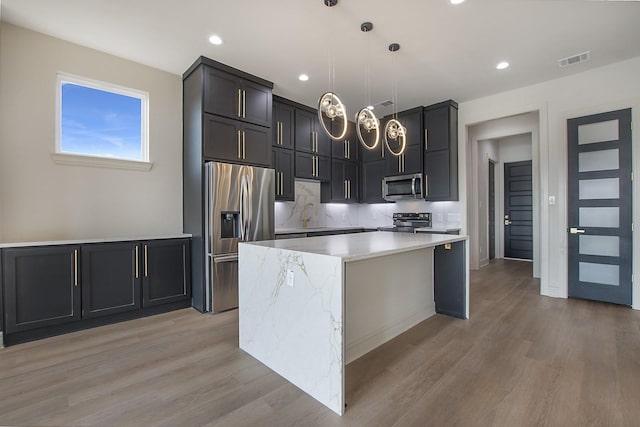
203 113 271 167
360 159 388 204
434 240 466 319
295 108 331 157
321 159 358 203
359 115 389 163
273 98 295 150
142 239 191 308
2 245 81 333
295 151 330 181
385 108 424 176
332 121 358 161
273 147 295 201
424 100 458 201
203 66 272 128
81 242 140 319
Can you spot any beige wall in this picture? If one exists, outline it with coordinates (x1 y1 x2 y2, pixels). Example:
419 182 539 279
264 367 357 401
0 23 183 242
458 56 640 309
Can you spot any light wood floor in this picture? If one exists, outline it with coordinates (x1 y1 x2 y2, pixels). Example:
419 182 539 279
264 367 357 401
2 259 640 426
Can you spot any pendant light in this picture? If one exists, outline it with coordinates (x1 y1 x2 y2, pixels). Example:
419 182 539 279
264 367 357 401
384 43 407 157
355 22 380 151
317 0 348 141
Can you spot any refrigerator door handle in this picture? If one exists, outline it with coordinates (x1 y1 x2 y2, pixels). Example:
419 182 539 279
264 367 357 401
240 174 251 241
213 253 239 263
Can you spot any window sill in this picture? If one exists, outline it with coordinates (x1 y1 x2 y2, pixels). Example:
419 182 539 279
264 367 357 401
51 153 153 171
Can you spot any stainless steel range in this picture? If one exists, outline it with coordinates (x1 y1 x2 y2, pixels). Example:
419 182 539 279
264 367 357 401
378 212 432 233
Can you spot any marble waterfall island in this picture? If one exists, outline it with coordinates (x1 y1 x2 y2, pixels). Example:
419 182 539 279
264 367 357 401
238 231 468 415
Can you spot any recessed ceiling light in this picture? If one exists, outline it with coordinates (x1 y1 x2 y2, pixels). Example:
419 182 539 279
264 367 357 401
298 74 309 82
496 61 510 70
208 35 223 45
450 0 465 4
367 105 374 110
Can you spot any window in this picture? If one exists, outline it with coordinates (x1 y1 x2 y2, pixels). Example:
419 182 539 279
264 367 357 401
55 73 150 170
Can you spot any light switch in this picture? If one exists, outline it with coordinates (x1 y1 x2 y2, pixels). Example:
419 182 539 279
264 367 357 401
549 196 556 205
287 269 295 287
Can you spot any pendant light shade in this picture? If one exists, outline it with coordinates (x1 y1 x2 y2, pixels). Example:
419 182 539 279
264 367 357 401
318 92 348 141
384 42 407 156
355 21 380 150
317 0 348 141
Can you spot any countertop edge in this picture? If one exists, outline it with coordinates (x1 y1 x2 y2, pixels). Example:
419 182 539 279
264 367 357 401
342 235 468 262
0 234 192 249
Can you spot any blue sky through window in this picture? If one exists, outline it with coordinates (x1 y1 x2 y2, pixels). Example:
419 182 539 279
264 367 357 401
61 82 143 160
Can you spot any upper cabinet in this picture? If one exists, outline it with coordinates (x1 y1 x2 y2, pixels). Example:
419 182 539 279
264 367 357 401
272 98 295 150
332 121 358 161
295 108 331 157
203 66 272 128
424 100 458 201
385 107 424 176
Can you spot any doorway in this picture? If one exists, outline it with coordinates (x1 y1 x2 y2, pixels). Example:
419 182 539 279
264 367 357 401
488 160 496 260
504 160 533 260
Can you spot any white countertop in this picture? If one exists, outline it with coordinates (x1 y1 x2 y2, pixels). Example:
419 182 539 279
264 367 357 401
275 226 372 234
0 234 192 249
243 231 467 262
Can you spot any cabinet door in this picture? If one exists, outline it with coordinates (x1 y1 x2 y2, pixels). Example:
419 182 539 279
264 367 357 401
332 121 357 161
424 104 451 152
242 79 272 127
434 240 466 319
295 151 315 179
241 122 271 167
361 160 387 203
386 152 402 176
273 101 295 149
295 109 315 153
273 147 295 201
398 108 424 148
316 155 331 181
203 67 241 120
425 149 452 201
331 159 347 200
345 161 359 201
81 242 140 319
403 144 424 174
203 113 242 162
2 246 81 333
142 239 191 308
315 118 332 157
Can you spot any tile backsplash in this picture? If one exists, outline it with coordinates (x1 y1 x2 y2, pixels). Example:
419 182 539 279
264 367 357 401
275 180 461 230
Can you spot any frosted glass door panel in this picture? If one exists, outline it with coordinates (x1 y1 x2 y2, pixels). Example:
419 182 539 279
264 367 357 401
578 120 619 145
579 262 619 286
579 178 619 200
578 149 619 172
579 207 619 228
579 235 619 257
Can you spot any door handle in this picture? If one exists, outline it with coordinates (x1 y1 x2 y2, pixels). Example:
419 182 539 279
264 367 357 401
242 131 246 159
237 89 242 118
242 90 246 118
237 130 242 159
425 129 428 151
569 227 586 234
504 220 512 226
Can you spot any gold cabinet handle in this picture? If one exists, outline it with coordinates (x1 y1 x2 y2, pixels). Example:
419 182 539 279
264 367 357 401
425 129 428 151
242 131 246 159
135 245 139 279
237 130 242 159
144 244 148 277
344 180 347 199
74 249 78 287
424 174 429 197
281 172 284 195
242 90 246 118
237 89 242 118
280 122 284 145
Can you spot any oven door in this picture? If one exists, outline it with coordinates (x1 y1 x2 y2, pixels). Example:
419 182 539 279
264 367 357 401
383 174 423 201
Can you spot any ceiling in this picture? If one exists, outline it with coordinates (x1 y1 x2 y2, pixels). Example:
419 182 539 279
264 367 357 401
2 0 640 116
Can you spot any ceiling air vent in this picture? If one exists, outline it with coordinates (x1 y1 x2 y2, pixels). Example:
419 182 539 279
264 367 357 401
377 100 394 107
558 51 591 68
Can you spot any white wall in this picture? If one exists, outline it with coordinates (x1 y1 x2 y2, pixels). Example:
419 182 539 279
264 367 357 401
458 56 640 309
0 24 183 242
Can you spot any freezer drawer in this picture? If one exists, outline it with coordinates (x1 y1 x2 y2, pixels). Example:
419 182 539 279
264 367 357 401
210 253 238 313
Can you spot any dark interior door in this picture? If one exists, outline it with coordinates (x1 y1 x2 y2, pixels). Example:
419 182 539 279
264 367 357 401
567 108 632 305
504 160 533 260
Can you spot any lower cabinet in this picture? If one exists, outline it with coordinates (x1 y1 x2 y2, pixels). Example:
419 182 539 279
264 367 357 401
433 240 466 319
142 239 191 308
82 242 140 319
2 245 81 333
1 238 191 344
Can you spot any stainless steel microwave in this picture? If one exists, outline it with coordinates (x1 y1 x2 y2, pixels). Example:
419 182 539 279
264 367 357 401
382 173 423 201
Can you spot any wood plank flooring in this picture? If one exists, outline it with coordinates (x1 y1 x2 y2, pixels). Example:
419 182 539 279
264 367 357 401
1 259 640 426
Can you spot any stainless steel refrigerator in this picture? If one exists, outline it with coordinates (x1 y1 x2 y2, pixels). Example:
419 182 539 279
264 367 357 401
205 161 275 313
